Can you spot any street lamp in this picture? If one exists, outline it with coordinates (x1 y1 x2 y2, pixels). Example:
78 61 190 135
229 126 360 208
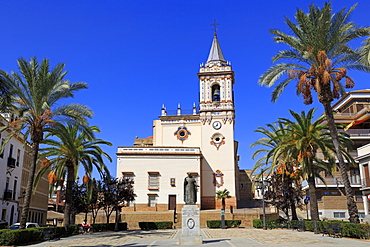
255 172 271 230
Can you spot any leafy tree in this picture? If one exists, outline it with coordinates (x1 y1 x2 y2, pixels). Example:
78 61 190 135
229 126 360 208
264 172 303 220
0 57 91 228
258 3 370 223
98 175 135 229
90 179 102 224
70 181 90 222
36 123 112 226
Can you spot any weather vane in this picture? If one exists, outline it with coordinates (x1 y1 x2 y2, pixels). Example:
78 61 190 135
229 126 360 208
210 19 220 34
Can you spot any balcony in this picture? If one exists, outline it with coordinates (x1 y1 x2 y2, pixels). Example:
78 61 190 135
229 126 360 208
315 177 361 187
338 129 370 138
7 157 16 168
3 190 12 200
362 178 370 188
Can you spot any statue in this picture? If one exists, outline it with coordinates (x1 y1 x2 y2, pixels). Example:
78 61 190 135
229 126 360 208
184 173 198 205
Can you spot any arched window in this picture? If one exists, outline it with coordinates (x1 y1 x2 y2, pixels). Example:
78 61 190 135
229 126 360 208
212 84 220 102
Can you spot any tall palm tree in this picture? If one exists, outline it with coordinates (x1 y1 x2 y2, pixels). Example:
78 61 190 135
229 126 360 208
36 123 112 226
258 3 370 223
0 57 92 228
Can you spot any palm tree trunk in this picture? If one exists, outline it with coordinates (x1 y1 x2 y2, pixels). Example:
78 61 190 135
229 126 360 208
322 101 359 223
307 175 319 221
19 141 40 229
64 165 75 227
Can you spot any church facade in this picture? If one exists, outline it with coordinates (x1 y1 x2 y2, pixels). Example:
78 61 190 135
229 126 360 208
116 33 240 211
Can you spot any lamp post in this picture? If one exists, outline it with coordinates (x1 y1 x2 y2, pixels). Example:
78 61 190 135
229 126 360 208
255 171 270 230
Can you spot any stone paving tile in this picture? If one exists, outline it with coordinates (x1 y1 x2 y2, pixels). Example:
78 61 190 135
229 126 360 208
203 229 336 245
28 230 176 247
26 228 370 247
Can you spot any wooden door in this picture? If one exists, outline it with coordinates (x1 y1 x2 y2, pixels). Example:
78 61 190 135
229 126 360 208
168 195 176 210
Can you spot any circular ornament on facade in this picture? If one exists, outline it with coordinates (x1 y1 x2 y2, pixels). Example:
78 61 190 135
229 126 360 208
210 133 225 150
174 127 191 143
187 218 195 229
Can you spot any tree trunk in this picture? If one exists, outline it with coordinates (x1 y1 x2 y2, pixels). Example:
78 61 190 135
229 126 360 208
114 205 119 231
222 198 225 210
322 101 359 223
19 141 40 229
290 200 298 220
64 164 75 227
307 175 319 221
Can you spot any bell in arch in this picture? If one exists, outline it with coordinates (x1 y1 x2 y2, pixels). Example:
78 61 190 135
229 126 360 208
212 84 220 102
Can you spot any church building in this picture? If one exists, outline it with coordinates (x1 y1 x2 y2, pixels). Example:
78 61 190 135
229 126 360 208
116 32 240 211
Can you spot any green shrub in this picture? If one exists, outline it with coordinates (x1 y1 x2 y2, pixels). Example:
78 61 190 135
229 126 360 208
139 222 172 230
91 223 128 231
253 219 287 229
0 228 43 246
341 223 370 239
207 220 241 228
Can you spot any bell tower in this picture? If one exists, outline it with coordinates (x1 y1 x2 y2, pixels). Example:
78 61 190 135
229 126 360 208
198 29 238 209
198 33 235 124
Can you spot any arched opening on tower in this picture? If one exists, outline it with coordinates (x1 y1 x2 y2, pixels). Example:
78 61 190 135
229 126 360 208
212 84 220 102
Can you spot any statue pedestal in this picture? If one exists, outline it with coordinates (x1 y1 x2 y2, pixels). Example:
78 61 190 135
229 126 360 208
179 205 202 245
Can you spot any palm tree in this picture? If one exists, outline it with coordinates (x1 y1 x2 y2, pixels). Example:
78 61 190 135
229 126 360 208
252 109 354 221
36 123 112 226
0 57 92 228
216 188 231 210
258 3 370 223
251 123 300 220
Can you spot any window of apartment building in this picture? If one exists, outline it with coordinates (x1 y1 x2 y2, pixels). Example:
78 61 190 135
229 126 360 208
8 144 13 158
355 191 363 202
16 149 20 166
333 212 345 218
1 208 6 221
148 194 157 207
0 138 4 158
148 172 160 190
350 169 360 184
12 180 17 200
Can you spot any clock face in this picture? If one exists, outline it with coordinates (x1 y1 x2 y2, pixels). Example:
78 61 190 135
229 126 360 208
213 121 222 130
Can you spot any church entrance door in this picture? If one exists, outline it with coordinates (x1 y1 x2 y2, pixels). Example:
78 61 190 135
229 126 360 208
168 195 176 210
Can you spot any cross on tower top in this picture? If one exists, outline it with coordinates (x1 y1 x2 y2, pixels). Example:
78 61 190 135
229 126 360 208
210 19 220 35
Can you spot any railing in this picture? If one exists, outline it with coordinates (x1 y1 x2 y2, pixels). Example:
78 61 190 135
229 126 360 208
3 190 12 200
315 177 361 186
338 128 370 136
7 157 16 168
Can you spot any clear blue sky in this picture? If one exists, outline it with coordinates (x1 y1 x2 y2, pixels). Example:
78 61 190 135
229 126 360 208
1 1 370 177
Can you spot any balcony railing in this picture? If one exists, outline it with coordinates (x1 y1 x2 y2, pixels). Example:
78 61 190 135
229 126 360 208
7 157 16 168
315 177 361 186
3 190 12 200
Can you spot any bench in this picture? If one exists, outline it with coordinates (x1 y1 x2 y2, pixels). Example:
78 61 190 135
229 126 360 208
292 221 305 232
42 227 60 241
322 223 341 238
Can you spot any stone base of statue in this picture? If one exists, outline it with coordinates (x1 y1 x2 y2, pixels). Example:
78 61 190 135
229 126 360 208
179 205 202 245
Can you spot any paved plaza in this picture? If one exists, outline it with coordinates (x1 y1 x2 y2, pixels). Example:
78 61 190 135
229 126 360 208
25 228 370 247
